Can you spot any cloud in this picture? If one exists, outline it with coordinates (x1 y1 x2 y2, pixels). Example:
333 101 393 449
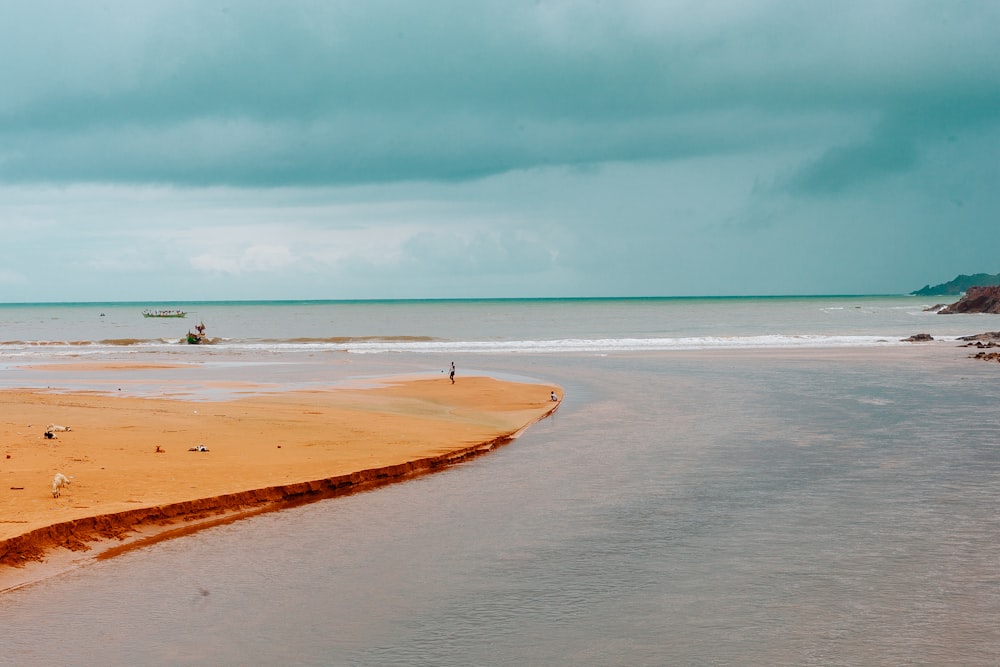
1 3 999 301
399 227 557 278
189 244 296 275
783 113 919 195
1 1 997 188
783 91 1000 195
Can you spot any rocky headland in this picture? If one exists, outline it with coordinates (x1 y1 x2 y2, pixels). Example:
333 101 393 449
912 272 1000 296
937 285 1000 314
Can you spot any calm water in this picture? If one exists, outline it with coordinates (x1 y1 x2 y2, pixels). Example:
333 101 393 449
1 298 998 665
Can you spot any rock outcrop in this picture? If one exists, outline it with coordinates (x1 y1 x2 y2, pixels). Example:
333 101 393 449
957 331 1000 342
938 285 1000 314
955 332 1000 363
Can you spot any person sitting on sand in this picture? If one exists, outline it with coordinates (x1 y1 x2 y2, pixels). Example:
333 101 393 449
551 391 558 401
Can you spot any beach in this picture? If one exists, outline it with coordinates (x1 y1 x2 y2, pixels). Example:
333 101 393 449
0 363 560 588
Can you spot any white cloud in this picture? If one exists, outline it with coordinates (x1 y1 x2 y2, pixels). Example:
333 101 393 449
189 244 295 275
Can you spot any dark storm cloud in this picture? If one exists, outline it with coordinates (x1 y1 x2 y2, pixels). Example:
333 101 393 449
1 1 995 188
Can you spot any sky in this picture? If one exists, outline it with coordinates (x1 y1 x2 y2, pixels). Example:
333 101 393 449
1 0 998 302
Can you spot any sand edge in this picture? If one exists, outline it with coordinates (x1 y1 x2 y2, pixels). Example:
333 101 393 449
1 403 558 591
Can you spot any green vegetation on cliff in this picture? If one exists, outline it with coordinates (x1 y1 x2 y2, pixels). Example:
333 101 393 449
911 272 1000 296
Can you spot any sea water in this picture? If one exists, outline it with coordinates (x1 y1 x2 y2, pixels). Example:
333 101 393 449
0 297 998 666
0 295 985 359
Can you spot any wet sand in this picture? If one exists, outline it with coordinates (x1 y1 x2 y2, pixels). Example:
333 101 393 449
0 367 561 588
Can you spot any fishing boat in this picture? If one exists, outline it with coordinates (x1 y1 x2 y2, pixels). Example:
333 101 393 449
143 309 187 318
185 322 207 344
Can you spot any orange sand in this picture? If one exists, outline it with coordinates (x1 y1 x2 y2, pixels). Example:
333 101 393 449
0 372 561 584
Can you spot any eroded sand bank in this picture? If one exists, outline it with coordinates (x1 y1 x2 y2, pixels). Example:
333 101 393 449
0 370 560 587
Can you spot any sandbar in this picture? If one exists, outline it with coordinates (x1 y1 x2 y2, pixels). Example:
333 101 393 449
0 369 561 589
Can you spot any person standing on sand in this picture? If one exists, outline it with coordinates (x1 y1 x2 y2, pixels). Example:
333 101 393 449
449 362 455 384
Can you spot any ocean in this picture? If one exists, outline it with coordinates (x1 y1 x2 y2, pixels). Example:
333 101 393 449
0 295 985 359
1 296 998 665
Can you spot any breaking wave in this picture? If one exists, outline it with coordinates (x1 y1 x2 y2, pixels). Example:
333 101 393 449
0 333 955 359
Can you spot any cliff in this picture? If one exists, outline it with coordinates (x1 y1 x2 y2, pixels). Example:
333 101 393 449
912 272 1000 296
938 285 1000 314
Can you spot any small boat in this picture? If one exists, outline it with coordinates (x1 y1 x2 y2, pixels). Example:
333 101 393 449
144 309 187 318
185 322 207 345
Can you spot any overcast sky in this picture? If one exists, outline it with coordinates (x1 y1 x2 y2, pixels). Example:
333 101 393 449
1 0 998 301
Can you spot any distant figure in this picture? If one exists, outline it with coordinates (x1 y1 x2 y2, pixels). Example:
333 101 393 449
449 362 456 384
551 391 558 401
52 473 70 498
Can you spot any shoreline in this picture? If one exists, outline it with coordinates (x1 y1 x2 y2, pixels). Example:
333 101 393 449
1 428 534 593
1 369 561 591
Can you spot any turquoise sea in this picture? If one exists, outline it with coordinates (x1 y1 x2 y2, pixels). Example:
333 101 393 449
1 296 998 665
0 295 987 357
